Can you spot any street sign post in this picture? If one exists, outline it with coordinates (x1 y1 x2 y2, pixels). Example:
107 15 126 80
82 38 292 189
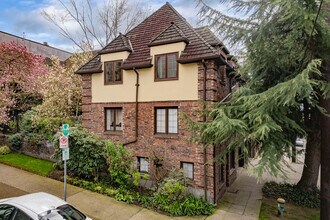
62 148 69 161
60 123 69 201
62 124 70 137
59 136 69 148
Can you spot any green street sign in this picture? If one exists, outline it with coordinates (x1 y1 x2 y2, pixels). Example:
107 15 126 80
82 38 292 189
62 124 70 136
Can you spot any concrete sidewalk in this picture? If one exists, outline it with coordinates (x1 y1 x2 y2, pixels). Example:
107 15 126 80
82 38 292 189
0 163 262 220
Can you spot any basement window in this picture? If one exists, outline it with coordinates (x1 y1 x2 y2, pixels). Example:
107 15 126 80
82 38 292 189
181 162 194 179
137 157 149 173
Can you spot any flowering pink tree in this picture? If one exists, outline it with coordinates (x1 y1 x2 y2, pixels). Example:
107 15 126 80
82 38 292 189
0 42 48 125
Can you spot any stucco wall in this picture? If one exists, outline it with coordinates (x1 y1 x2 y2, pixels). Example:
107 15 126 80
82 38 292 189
92 42 198 103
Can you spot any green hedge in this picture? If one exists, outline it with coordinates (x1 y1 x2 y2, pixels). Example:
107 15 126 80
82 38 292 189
262 181 320 208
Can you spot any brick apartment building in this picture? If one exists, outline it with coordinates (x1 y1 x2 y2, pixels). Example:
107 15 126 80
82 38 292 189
0 31 71 62
76 2 237 203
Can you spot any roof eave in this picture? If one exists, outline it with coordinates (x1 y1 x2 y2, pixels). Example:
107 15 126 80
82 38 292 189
177 54 227 65
122 62 153 70
75 68 103 74
98 47 132 55
148 37 189 47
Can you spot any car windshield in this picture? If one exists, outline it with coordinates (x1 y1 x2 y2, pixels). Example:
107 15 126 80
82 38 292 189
39 204 86 220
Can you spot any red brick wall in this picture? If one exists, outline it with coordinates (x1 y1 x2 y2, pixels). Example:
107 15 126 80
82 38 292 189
198 60 230 102
81 74 92 130
88 100 215 198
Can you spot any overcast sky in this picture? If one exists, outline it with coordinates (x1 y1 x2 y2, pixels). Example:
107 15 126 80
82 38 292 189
0 0 227 52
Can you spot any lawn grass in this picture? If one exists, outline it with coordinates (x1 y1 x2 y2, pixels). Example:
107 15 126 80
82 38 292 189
0 153 54 176
259 197 320 220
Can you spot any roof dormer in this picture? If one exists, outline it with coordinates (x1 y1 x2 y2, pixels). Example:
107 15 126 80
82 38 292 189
148 22 189 47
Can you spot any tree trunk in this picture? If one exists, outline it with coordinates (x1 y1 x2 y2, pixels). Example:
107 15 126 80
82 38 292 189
320 55 330 220
321 4 330 219
297 129 320 190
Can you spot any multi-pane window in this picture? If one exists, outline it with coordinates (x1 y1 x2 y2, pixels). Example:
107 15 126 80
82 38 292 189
105 60 122 84
219 163 225 185
105 108 122 131
227 151 235 171
155 53 178 80
137 157 149 173
181 162 194 179
155 107 178 134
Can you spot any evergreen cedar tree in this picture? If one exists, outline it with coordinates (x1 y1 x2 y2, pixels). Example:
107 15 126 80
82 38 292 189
193 0 330 186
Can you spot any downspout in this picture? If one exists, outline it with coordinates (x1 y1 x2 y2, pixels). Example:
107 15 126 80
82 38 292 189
202 59 208 201
123 68 139 146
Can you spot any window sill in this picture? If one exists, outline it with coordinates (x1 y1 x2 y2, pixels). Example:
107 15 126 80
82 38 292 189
155 78 178 82
154 134 179 139
104 131 123 135
104 82 123 85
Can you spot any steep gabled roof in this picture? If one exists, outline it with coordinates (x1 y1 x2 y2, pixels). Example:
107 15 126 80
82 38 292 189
194 26 230 54
76 2 229 73
76 55 102 74
99 33 132 54
148 22 189 47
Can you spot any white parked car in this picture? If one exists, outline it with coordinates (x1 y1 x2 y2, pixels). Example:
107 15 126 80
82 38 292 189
0 192 92 220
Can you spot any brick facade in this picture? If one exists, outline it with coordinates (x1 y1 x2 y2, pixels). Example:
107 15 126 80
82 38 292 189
80 59 237 203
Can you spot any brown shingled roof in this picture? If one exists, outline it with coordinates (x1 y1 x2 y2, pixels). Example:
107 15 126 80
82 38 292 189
76 2 230 73
99 33 132 54
194 26 229 54
75 55 102 74
148 22 189 47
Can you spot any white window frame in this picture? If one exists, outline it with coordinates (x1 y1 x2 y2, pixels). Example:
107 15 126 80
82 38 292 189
137 157 149 173
105 108 123 131
181 162 194 179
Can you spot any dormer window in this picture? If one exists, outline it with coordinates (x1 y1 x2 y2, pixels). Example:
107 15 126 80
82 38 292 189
155 53 178 81
105 60 123 84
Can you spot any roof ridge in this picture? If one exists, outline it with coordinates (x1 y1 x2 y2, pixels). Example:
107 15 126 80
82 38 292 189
148 22 189 46
160 3 219 56
0 30 72 54
119 33 132 51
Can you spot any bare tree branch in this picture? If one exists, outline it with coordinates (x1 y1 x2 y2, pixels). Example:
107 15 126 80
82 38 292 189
41 0 149 51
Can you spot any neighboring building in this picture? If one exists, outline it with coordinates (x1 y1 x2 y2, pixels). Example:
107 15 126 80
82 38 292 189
76 2 237 203
0 31 71 61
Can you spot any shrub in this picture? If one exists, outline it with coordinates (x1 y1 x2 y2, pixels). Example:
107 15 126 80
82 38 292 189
105 141 134 188
0 145 10 155
163 194 214 216
53 127 107 181
24 133 45 148
8 133 23 151
20 109 75 141
114 189 134 204
153 168 187 204
262 181 320 208
66 175 214 216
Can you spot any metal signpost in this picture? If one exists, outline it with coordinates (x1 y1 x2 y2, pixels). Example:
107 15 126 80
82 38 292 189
60 124 69 201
